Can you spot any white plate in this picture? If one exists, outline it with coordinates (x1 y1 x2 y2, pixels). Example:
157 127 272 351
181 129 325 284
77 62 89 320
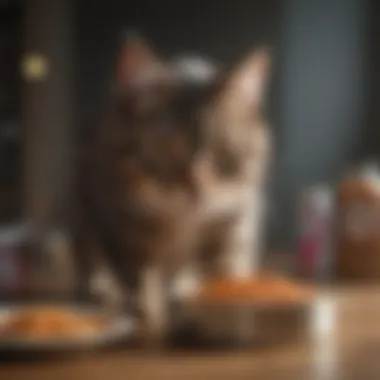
0 303 136 352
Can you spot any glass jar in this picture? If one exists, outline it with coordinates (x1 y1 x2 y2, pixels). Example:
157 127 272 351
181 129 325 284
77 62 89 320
0 222 34 300
296 185 335 282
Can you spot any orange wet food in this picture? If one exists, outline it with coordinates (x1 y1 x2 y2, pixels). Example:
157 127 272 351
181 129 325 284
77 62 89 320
0 306 107 339
198 276 313 304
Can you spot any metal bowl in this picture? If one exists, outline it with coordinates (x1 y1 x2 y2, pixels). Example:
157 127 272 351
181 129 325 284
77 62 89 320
191 298 314 347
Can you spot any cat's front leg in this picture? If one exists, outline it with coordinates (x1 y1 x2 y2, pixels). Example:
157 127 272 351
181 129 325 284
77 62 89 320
139 265 171 347
139 263 200 347
219 189 265 278
167 263 201 344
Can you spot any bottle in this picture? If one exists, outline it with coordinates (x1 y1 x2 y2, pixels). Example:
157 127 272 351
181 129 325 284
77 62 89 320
336 163 380 280
297 185 335 282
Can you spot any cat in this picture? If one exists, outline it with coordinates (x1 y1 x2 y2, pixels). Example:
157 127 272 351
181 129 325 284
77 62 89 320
72 33 272 343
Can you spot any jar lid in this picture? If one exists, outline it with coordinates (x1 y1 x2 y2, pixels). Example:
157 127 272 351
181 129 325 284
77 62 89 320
358 163 380 194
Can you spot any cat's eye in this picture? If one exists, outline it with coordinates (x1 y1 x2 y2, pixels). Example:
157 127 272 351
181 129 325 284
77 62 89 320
214 145 241 178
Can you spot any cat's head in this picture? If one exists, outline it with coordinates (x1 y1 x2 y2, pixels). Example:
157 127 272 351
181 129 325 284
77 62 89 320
101 33 272 212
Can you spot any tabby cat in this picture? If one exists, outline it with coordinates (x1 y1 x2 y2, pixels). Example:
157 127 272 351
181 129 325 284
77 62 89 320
73 33 272 342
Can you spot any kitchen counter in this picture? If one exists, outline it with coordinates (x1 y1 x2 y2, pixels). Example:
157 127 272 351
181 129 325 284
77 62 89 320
0 287 380 380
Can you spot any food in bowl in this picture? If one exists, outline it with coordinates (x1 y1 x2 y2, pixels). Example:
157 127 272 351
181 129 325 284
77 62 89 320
0 306 108 339
197 275 313 305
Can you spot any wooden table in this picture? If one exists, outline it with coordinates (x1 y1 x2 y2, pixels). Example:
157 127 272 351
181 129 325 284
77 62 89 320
1 287 380 380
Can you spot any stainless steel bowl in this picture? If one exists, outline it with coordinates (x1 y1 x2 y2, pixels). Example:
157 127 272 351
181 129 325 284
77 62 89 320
191 299 314 347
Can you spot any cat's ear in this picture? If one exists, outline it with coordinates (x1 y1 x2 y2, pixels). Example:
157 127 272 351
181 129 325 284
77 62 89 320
115 32 171 90
220 48 272 110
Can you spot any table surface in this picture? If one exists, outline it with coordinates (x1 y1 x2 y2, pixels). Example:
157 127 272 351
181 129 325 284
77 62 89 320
0 286 379 380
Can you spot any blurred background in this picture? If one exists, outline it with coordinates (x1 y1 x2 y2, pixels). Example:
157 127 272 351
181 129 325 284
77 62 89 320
0 0 378 260
0 2 379 377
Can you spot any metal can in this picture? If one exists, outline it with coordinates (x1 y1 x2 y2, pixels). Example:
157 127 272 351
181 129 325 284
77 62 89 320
296 186 335 281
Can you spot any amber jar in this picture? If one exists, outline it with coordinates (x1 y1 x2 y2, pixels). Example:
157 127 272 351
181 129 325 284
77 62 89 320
336 165 380 281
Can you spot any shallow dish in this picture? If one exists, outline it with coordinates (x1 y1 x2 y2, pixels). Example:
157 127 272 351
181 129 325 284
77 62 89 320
0 303 135 352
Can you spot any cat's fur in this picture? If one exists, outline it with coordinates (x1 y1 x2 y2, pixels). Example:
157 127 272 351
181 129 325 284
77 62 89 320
73 34 272 341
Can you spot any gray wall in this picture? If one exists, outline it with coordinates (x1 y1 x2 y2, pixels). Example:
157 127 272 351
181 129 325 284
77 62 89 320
273 0 369 248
